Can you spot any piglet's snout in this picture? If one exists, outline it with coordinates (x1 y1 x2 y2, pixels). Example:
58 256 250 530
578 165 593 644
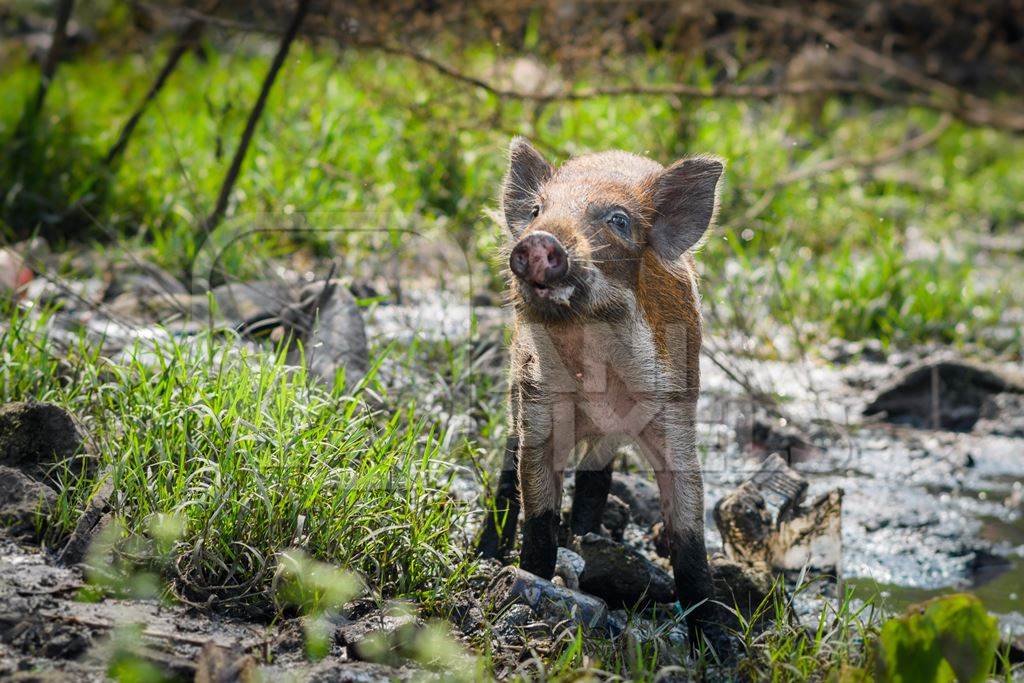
510 231 569 285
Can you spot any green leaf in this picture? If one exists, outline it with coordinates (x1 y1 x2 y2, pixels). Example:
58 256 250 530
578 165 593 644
875 594 999 683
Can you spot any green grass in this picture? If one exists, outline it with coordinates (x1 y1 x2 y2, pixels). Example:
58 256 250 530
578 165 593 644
717 228 1008 351
0 304 474 615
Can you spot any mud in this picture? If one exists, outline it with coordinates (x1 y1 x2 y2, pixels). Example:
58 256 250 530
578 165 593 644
4 278 1023 676
0 535 434 681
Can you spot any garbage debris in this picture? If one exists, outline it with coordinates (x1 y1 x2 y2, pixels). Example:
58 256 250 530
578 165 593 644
714 454 842 574
0 238 47 299
489 566 608 630
554 547 585 591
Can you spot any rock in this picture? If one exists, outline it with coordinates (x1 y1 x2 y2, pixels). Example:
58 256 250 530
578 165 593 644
0 466 57 538
864 357 1024 431
285 279 369 387
709 555 773 618
104 261 187 302
600 494 629 541
746 416 819 462
0 402 82 482
577 533 675 608
194 642 258 683
554 547 585 591
215 278 369 387
106 290 211 322
714 454 842 573
489 566 608 630
608 473 661 527
335 609 422 664
211 280 297 322
22 276 106 312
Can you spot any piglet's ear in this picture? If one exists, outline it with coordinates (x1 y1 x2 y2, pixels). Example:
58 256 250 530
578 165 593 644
648 155 724 262
502 137 552 237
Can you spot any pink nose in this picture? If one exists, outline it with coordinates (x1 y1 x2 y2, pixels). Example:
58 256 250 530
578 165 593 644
510 231 569 285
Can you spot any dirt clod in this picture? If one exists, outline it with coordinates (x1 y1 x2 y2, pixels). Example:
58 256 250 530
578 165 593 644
864 357 1024 431
710 555 773 618
0 402 82 482
577 533 675 608
0 466 56 540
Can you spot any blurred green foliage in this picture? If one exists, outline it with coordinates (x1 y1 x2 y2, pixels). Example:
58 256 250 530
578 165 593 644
873 594 1000 683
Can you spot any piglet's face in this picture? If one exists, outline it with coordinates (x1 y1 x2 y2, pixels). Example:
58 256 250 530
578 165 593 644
501 137 724 323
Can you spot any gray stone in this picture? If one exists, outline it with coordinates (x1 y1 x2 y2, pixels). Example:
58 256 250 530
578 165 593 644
554 547 585 591
864 356 1024 431
104 261 187 302
608 473 661 526
211 280 297 322
286 279 369 387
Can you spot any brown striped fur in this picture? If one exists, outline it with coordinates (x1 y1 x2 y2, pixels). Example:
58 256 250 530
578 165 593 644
479 138 730 653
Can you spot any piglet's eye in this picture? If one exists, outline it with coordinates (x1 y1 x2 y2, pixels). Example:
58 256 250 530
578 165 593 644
530 204 541 219
606 211 631 238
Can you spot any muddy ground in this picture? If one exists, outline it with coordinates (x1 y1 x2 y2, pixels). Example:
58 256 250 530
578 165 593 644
2 271 1023 680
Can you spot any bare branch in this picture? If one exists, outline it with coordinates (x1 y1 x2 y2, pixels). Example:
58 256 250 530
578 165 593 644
30 0 75 117
714 0 1024 132
776 113 954 187
361 40 1023 132
164 5 1024 133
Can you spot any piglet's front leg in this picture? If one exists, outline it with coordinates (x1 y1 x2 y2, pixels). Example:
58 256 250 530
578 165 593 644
516 391 572 579
517 436 561 579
